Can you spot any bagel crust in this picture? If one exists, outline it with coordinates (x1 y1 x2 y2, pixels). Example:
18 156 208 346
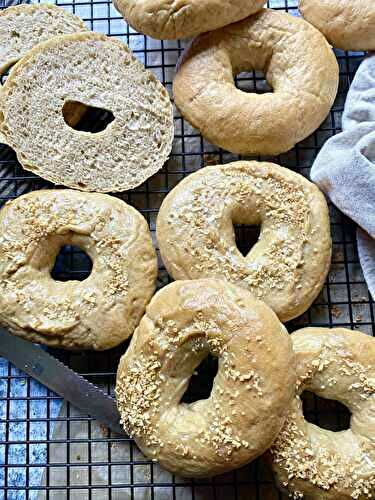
173 8 339 155
0 32 174 192
0 4 88 75
116 279 295 477
156 161 331 322
113 0 265 39
270 328 375 500
0 190 157 350
299 0 375 51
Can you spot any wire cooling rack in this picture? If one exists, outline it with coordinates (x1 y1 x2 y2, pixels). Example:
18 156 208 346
0 0 374 498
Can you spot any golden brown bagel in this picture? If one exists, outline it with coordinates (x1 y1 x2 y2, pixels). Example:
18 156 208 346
116 279 296 477
113 0 265 40
299 0 375 51
156 161 331 322
173 9 339 155
270 327 375 500
0 190 157 350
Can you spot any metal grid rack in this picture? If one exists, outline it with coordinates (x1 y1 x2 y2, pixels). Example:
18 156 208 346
0 0 374 498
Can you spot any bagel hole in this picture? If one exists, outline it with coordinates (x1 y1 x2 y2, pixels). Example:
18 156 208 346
51 245 93 282
181 355 218 404
234 70 272 94
234 224 261 257
301 391 351 432
63 100 115 133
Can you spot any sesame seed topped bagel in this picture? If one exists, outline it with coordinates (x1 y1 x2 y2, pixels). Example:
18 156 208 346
116 279 295 477
173 8 339 155
270 327 375 499
0 190 157 350
156 161 331 322
299 0 375 51
113 0 265 40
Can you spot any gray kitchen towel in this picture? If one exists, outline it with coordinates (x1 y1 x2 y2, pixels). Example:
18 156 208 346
311 54 375 299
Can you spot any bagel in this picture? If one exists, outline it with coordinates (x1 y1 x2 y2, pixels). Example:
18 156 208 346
113 0 265 40
156 161 331 322
299 0 375 51
0 4 88 75
270 327 375 499
116 279 295 477
0 190 157 350
0 4 88 145
173 8 339 155
0 32 174 192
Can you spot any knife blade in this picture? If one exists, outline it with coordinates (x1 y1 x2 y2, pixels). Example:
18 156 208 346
0 325 125 436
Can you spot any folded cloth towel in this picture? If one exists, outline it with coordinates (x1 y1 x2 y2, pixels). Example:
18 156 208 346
311 54 375 299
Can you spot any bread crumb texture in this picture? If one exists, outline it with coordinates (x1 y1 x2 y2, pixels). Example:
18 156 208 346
157 162 331 322
116 279 295 477
270 327 375 499
0 189 157 350
0 4 88 74
0 32 174 192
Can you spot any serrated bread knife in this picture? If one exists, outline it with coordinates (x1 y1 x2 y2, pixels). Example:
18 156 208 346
0 325 125 435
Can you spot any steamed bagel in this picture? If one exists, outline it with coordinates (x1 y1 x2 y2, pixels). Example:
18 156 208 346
0 190 157 350
113 0 265 40
116 279 295 477
173 8 339 155
299 0 375 51
156 161 331 322
270 327 375 500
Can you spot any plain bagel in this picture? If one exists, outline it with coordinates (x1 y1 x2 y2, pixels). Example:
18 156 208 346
156 161 331 322
0 32 174 192
113 0 265 40
270 327 375 499
116 279 295 477
173 8 339 155
0 190 157 350
299 0 375 51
